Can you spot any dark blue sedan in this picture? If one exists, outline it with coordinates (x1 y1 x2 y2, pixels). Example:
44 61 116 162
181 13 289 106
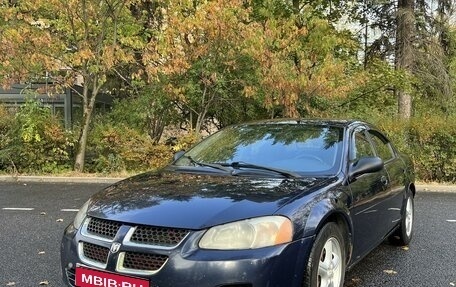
61 119 415 287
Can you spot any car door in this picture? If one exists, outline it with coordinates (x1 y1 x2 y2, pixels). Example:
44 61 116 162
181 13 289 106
348 127 390 261
368 130 404 229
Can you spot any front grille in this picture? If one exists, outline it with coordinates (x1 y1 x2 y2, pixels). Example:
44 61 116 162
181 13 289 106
79 219 189 275
122 251 168 271
87 217 121 239
82 242 109 264
65 268 76 287
130 225 190 247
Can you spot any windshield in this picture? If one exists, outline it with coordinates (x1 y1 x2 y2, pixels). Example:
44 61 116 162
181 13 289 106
174 123 344 176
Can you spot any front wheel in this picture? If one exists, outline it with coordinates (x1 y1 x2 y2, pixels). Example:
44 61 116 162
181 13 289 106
304 222 346 287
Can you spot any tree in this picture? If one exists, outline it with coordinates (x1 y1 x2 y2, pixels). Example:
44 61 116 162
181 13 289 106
247 0 365 117
346 0 416 118
106 78 180 144
0 0 145 171
347 0 397 65
347 0 454 118
143 0 266 133
408 0 456 116
396 0 416 119
144 0 365 126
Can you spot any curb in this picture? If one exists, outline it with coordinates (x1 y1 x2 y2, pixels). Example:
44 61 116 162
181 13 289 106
416 184 455 193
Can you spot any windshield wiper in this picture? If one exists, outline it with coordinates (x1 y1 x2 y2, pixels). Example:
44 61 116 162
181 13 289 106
219 161 300 178
180 156 232 173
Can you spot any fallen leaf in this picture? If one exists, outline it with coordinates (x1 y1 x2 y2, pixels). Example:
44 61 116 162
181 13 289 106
39 281 49 285
56 218 64 222
6 282 15 286
383 269 398 275
38 251 45 255
402 246 409 251
40 212 46 215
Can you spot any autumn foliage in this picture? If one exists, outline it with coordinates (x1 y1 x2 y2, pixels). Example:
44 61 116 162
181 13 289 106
0 0 455 180
143 0 365 119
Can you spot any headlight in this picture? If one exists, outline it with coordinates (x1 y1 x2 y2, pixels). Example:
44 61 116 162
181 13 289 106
73 200 90 229
199 216 293 250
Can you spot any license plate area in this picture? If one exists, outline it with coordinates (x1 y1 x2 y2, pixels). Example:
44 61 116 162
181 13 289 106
75 265 150 287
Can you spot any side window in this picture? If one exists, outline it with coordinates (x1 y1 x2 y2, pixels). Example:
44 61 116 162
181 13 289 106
350 130 375 161
369 131 395 162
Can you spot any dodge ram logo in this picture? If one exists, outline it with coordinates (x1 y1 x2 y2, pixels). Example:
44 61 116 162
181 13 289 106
110 242 121 254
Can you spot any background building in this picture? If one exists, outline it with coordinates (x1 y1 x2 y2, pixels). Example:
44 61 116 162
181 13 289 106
0 82 112 130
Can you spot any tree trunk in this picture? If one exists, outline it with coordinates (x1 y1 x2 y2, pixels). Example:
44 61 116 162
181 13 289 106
396 0 416 119
292 0 300 13
437 0 451 55
194 84 213 134
74 86 98 172
147 115 166 144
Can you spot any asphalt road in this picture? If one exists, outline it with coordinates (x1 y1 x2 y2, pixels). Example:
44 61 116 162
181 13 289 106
0 182 455 286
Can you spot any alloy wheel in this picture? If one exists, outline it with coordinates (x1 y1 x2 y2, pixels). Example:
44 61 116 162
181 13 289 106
317 237 342 287
405 197 414 237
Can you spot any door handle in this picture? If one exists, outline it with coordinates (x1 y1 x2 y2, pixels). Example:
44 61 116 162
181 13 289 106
380 175 388 186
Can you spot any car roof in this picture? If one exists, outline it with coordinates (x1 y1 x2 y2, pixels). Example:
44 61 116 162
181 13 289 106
235 118 371 128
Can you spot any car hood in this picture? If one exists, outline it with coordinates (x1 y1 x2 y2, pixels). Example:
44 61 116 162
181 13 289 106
87 170 329 230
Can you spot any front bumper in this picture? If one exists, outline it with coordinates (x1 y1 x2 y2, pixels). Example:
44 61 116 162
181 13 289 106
61 223 314 287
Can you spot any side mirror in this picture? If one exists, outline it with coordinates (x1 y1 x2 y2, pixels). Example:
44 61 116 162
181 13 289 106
173 150 186 162
349 156 384 181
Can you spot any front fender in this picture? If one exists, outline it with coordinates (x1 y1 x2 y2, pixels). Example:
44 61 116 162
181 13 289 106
302 190 352 239
301 190 354 263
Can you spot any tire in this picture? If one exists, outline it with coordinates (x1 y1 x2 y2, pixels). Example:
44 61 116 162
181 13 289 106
303 222 346 287
390 190 414 246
